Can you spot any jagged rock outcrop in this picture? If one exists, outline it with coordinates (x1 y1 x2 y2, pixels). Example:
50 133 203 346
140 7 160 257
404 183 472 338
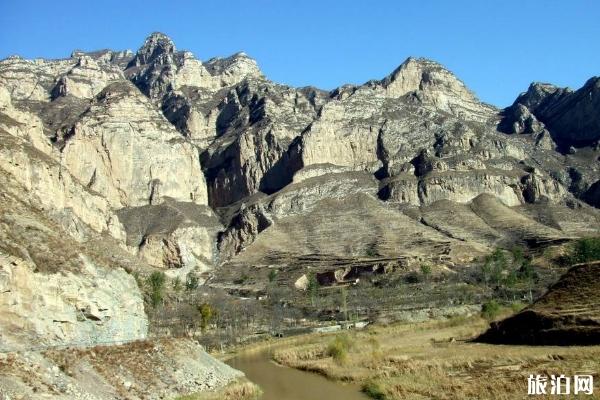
199 80 327 207
51 55 124 99
381 57 496 122
500 79 600 147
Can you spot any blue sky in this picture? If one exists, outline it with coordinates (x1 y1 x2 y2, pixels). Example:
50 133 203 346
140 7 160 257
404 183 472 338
1 0 598 106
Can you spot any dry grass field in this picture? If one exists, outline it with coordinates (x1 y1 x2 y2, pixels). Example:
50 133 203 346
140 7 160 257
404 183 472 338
272 316 600 399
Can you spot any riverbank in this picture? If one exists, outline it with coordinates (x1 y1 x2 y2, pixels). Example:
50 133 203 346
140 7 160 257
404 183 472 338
175 378 262 400
271 316 600 399
225 347 368 400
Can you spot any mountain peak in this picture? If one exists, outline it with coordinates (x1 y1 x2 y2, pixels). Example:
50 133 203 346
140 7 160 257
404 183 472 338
131 32 176 66
513 82 571 112
379 57 482 110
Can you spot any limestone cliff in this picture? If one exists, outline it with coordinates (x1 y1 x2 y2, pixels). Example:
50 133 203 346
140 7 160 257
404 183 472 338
0 32 599 352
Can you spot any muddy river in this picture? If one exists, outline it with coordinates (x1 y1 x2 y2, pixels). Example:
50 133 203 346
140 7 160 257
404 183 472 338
226 348 368 400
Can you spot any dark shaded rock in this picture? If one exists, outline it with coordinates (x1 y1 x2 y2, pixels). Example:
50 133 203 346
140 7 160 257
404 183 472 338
583 180 600 208
500 79 600 147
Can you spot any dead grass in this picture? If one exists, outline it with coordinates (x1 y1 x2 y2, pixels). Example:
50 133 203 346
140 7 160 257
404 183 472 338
176 378 262 400
273 317 600 399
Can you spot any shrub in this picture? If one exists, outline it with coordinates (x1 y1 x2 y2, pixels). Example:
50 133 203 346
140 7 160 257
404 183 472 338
236 273 250 284
420 264 432 279
565 237 600 265
362 379 386 400
481 248 508 286
368 337 383 361
307 273 319 306
481 299 501 321
198 303 216 332
186 272 199 291
268 269 278 283
172 276 182 292
517 259 537 281
148 271 166 308
365 243 379 257
327 333 353 364
510 246 525 266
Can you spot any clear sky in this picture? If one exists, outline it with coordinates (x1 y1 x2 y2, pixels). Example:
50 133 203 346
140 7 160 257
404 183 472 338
1 0 598 107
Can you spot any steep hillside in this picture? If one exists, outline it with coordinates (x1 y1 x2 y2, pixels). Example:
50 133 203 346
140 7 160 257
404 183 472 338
477 261 600 345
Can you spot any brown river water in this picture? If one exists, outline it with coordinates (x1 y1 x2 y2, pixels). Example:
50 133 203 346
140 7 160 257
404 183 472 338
226 348 369 400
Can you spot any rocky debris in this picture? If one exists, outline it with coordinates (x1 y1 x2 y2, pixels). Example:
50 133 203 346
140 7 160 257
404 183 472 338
477 261 600 345
294 274 309 290
0 339 243 400
316 262 391 286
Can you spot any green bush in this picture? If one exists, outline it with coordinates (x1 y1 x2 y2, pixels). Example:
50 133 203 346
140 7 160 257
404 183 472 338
362 379 386 400
517 259 537 281
307 273 319 306
481 248 508 286
268 269 278 282
510 246 525 266
565 237 600 264
365 243 379 257
481 299 502 321
185 272 199 291
327 333 354 364
420 264 432 278
148 271 166 308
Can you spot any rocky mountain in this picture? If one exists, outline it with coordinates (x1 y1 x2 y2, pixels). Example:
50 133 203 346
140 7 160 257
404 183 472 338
0 32 599 357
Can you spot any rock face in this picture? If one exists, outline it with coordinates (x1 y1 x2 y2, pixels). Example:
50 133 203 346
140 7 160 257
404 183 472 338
500 79 600 147
477 261 600 345
1 32 600 350
0 253 147 349
0 163 148 349
61 81 208 208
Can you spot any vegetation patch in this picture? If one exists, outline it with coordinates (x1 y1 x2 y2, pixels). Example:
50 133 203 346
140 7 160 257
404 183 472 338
327 333 354 364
